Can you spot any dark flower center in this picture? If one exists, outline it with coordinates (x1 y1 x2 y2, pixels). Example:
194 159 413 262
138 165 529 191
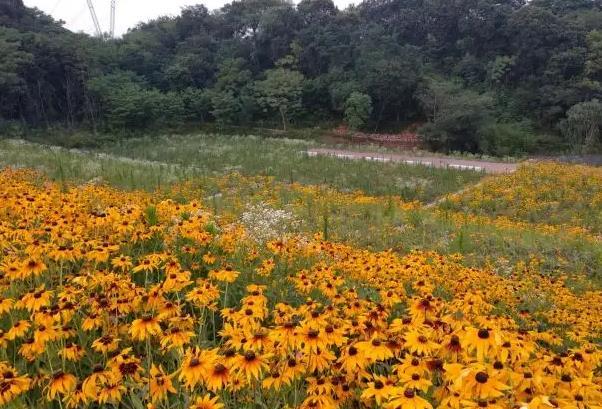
475 372 489 384
477 329 490 339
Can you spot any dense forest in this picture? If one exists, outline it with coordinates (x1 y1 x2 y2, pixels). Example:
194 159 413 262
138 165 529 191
1 0 602 154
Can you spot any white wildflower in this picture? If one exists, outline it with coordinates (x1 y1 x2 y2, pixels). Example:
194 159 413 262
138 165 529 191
240 202 300 243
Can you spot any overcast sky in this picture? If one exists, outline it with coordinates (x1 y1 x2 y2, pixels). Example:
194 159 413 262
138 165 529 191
24 0 355 36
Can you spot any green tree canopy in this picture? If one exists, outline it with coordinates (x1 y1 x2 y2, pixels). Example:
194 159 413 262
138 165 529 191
254 68 305 130
344 92 372 130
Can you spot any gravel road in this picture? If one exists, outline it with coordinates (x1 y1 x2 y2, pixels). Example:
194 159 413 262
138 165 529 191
307 148 518 173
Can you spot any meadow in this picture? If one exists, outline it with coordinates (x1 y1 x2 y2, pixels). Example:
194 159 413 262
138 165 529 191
0 134 599 409
1 135 482 201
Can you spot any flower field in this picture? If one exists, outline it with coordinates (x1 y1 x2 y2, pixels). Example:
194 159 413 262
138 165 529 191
440 163 602 234
0 161 600 409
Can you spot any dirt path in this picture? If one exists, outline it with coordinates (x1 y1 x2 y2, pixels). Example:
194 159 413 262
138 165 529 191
307 148 518 174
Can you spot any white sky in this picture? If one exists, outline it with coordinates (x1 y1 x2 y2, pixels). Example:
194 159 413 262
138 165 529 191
24 0 355 36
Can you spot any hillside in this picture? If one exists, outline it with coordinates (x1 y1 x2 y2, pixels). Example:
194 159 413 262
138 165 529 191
1 0 602 154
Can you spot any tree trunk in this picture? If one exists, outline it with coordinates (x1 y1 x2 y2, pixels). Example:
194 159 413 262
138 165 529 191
65 75 74 129
374 101 385 132
279 107 287 131
584 123 599 150
37 80 49 128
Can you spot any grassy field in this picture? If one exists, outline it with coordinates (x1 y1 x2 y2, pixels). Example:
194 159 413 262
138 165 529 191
0 134 600 409
96 134 484 201
1 136 484 202
1 137 599 281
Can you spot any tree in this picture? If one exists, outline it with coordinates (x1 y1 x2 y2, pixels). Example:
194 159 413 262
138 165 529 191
355 43 422 129
88 72 164 131
506 6 576 81
157 91 186 128
344 92 372 130
210 90 245 125
255 68 305 130
209 58 255 125
586 30 602 82
417 79 494 152
562 99 602 151
0 28 33 121
487 56 516 85
181 87 211 122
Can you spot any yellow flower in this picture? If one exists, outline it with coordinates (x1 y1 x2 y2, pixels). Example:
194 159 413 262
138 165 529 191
464 327 501 362
160 326 195 351
209 267 239 283
189 394 224 409
205 362 231 392
149 365 176 402
59 342 85 361
454 366 509 400
129 316 162 341
92 334 120 353
405 329 439 356
47 372 77 400
111 255 132 270
20 257 47 278
386 388 433 409
356 337 394 361
361 375 396 405
97 381 127 405
234 351 270 382
179 348 215 389
0 365 31 406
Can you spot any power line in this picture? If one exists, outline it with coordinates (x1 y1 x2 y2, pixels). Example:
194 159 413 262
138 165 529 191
50 0 63 14
68 4 89 28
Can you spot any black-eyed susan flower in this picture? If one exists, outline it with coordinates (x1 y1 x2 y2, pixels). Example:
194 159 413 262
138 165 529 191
361 375 396 405
179 348 215 389
129 315 162 341
0 364 31 406
189 394 224 409
47 371 77 401
386 388 433 409
234 350 270 382
149 364 176 403
92 334 120 353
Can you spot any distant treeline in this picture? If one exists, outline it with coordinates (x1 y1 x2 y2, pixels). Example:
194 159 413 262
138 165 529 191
1 0 602 154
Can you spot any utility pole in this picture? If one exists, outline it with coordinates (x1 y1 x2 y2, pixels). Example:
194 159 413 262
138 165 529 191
109 0 116 39
86 0 103 38
86 0 116 39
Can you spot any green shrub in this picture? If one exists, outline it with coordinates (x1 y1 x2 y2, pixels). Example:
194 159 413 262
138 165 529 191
479 120 536 156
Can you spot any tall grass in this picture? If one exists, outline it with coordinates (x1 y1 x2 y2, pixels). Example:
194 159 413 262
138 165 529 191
96 133 484 202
